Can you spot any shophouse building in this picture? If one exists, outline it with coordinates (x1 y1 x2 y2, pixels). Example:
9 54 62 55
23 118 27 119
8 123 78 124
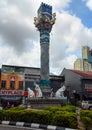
61 68 92 102
0 65 64 107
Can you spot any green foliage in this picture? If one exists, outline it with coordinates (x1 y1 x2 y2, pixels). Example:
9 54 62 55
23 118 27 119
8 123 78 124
51 111 77 129
80 110 92 129
44 106 61 113
9 106 26 111
0 109 52 125
81 117 92 128
44 105 77 128
0 110 3 120
19 110 52 124
1 110 23 121
44 105 76 113
80 110 92 119
0 105 78 129
59 105 76 112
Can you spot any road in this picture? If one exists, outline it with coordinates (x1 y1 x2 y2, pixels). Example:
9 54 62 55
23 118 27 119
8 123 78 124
0 125 43 130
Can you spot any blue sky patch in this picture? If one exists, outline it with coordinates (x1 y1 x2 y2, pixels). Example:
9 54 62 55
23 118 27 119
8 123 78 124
66 0 92 28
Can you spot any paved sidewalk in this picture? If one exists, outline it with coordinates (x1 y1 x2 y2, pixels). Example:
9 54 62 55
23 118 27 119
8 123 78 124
0 120 77 130
76 107 85 130
77 115 85 130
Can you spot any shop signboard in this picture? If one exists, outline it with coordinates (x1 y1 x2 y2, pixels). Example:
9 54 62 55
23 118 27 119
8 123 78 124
0 90 24 96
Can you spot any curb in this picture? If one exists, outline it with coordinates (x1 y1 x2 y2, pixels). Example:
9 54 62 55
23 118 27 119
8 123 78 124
0 120 77 130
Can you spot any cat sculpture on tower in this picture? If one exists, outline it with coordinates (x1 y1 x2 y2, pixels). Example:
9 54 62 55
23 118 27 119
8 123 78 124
55 85 66 98
27 88 35 98
34 83 43 98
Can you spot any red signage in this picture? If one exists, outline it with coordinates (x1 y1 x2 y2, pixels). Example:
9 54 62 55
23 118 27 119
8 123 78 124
24 91 28 97
24 91 37 97
0 90 24 95
86 89 92 92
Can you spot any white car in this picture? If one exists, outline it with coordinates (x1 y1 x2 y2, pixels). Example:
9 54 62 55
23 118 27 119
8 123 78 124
81 100 92 110
0 106 3 110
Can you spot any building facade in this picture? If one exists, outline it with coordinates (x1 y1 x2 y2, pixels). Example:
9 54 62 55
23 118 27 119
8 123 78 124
0 65 64 108
74 46 92 71
74 59 84 71
61 68 92 102
82 46 89 60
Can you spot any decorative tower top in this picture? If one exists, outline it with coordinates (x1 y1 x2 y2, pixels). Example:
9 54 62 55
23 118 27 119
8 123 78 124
34 2 56 32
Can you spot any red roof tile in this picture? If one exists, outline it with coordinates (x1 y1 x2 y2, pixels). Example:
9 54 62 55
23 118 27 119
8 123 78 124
70 69 92 79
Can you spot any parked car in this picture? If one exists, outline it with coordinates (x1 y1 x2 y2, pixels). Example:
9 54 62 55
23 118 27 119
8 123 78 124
81 100 92 110
0 106 3 110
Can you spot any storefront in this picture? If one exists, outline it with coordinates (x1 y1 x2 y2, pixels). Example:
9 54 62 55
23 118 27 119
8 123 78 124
0 90 24 108
61 68 92 101
0 65 65 107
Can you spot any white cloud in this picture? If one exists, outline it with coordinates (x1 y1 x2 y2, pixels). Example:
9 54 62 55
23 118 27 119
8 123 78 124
50 11 92 73
0 41 40 67
86 0 92 10
0 0 92 74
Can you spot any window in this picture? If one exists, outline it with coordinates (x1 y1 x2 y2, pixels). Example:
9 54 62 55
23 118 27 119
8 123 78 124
19 81 23 89
1 80 6 88
10 81 15 89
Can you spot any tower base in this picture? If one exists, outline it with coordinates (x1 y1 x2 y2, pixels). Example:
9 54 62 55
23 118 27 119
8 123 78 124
41 87 51 98
40 79 51 98
27 98 67 109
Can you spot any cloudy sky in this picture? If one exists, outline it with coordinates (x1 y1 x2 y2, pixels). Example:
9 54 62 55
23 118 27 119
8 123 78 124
0 0 92 75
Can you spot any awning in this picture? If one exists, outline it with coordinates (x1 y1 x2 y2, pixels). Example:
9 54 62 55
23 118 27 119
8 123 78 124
1 96 22 101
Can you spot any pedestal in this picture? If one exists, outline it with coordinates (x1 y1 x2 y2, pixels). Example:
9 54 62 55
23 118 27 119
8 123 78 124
28 97 67 109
